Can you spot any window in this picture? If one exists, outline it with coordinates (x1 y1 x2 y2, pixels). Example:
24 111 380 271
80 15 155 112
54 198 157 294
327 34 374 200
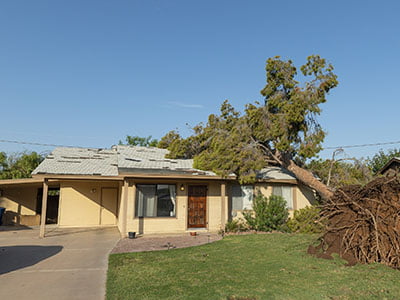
231 185 254 210
272 185 293 209
135 184 176 217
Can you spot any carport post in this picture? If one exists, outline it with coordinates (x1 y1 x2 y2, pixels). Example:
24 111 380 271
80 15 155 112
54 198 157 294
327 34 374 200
221 182 227 228
39 179 49 238
121 179 129 237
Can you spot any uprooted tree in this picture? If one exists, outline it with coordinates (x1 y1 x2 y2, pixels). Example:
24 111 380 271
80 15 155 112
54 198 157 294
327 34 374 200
309 176 400 269
161 55 338 200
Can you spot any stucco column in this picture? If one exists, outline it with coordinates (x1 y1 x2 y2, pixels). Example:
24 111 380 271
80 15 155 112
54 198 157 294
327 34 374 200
39 179 49 238
120 179 129 237
221 182 227 228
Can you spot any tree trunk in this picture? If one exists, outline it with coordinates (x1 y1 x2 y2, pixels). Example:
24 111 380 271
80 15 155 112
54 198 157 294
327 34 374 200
282 159 334 201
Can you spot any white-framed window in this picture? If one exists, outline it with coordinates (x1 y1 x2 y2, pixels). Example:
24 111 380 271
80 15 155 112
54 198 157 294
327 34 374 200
272 185 293 209
231 185 254 210
135 184 176 217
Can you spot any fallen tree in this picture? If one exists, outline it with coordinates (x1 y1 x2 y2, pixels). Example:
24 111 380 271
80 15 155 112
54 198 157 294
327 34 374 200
160 55 338 201
309 175 400 269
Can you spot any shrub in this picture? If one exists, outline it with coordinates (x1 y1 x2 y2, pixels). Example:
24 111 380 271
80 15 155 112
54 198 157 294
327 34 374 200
287 206 324 234
224 219 248 233
243 194 289 232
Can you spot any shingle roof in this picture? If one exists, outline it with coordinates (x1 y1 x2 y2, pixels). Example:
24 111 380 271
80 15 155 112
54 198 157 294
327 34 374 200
32 147 119 176
32 146 298 181
256 167 297 181
32 146 215 177
117 145 193 170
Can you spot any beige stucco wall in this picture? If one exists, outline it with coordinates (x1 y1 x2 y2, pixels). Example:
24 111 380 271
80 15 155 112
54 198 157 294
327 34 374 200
296 183 317 208
58 181 119 227
231 182 316 220
124 180 224 235
256 182 315 212
0 185 39 225
207 182 223 231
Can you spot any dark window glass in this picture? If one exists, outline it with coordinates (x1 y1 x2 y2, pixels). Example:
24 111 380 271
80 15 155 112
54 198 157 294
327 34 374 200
135 184 176 217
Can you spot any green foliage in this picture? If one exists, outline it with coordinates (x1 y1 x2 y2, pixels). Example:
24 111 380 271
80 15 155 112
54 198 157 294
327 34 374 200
243 194 289 232
161 56 338 190
367 148 400 174
287 206 324 234
157 130 181 149
307 158 372 188
224 219 249 233
0 151 43 179
253 55 338 159
119 135 158 147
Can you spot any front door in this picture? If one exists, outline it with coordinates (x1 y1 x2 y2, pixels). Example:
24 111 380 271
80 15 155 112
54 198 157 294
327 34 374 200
188 185 207 228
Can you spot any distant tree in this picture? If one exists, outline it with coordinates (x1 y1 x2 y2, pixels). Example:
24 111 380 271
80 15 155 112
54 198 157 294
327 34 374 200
367 148 400 175
0 152 7 172
162 55 338 200
0 151 43 179
306 158 372 189
119 135 158 147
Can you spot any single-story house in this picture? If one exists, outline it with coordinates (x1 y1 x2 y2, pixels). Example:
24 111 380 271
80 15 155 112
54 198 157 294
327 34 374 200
0 145 316 237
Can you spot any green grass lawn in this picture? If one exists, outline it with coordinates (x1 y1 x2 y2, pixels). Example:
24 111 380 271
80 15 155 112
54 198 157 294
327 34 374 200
107 234 400 300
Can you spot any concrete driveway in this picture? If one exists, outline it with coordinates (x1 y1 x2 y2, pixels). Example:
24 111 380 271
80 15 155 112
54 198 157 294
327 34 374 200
0 226 120 300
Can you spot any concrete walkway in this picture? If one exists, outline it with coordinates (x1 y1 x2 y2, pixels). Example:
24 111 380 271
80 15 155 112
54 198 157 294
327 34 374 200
112 232 222 253
0 226 120 300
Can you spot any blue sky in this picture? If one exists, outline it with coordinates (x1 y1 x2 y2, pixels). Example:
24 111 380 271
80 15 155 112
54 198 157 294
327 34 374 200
1 0 400 161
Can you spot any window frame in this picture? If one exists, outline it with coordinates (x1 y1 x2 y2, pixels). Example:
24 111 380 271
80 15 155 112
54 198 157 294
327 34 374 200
231 184 254 212
134 184 177 218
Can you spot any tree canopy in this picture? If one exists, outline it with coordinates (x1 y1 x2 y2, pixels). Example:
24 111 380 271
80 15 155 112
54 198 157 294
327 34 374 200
306 158 372 189
0 151 43 179
367 148 400 175
119 135 158 147
162 55 338 200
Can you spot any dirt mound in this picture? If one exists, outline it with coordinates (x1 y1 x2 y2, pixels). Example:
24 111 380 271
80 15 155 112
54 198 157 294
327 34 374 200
310 176 400 269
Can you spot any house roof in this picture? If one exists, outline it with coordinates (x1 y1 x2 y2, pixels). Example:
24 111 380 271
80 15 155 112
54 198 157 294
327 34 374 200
32 146 216 177
256 167 297 181
377 157 400 175
32 147 119 176
31 145 298 182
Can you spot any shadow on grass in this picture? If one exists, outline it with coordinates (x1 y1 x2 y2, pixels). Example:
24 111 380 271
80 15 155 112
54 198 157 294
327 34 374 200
0 245 63 275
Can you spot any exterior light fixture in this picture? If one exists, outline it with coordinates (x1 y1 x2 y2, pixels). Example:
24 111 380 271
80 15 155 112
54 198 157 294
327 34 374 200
180 184 185 191
90 188 97 193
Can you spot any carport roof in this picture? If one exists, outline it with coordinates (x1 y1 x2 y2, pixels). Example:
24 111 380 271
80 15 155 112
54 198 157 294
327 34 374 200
0 178 44 186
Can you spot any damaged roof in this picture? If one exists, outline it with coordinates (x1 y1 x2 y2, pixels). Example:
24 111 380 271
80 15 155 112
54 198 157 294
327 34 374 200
32 146 215 177
32 145 297 181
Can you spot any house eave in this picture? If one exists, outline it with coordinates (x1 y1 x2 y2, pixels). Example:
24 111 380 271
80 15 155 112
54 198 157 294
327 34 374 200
377 157 400 175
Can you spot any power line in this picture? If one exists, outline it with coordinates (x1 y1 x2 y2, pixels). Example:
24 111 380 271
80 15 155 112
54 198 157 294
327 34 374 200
1 137 400 151
324 140 400 150
0 139 91 149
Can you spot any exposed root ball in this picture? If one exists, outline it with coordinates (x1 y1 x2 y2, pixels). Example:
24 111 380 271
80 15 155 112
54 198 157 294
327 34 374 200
311 176 400 269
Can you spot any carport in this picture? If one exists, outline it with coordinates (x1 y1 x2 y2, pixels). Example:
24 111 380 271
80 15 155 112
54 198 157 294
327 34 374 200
0 178 60 229
0 176 124 238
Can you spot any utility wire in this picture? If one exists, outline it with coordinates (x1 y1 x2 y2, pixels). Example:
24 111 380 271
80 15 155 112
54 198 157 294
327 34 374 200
323 140 400 150
1 138 400 150
0 139 93 149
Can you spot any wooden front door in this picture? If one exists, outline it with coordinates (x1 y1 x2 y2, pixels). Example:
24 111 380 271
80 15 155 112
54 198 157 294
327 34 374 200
188 185 207 228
